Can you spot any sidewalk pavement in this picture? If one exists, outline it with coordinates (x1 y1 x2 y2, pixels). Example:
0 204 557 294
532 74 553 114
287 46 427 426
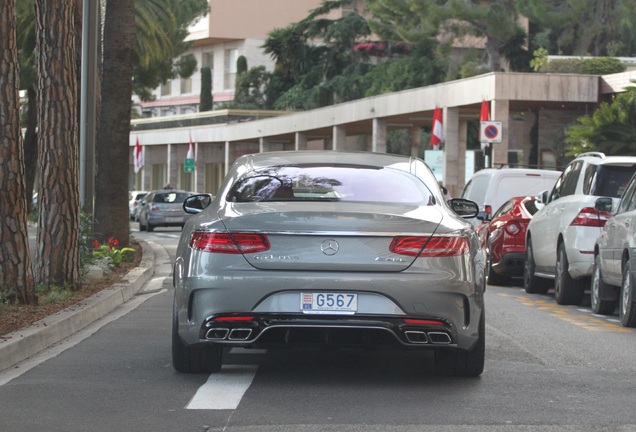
0 238 157 373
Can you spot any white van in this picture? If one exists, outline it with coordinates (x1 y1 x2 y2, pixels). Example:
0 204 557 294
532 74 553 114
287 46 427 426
461 168 561 222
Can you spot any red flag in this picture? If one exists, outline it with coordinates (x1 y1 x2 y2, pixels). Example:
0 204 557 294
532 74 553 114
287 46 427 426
480 100 490 122
430 107 443 150
479 100 491 143
134 137 143 173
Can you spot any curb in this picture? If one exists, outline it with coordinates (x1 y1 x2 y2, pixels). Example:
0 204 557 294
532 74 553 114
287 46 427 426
0 239 156 373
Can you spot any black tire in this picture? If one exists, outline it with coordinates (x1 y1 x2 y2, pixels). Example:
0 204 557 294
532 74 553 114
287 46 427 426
139 219 146 232
486 243 510 286
554 243 584 305
435 312 485 377
146 222 154 232
620 261 636 328
591 254 617 315
524 237 550 294
172 302 223 373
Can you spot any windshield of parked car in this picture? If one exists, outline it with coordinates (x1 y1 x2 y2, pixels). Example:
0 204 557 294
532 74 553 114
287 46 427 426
226 164 432 204
591 165 636 198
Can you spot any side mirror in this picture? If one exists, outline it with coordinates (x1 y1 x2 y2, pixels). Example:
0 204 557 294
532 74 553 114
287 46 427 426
449 198 479 218
594 197 613 213
476 211 490 222
183 194 213 214
536 190 549 204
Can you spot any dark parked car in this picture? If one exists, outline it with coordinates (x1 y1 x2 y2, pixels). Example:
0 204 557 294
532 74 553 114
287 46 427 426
138 189 192 232
171 151 485 376
479 196 543 286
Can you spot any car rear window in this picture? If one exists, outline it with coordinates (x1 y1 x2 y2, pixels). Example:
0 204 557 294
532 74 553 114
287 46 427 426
226 165 431 204
591 165 636 198
153 192 190 203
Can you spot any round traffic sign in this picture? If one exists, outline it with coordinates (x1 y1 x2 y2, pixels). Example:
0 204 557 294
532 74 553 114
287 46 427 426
484 125 499 139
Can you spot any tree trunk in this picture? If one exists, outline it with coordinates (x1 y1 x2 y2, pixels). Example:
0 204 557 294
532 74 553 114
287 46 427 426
0 0 37 305
94 0 136 247
34 0 81 289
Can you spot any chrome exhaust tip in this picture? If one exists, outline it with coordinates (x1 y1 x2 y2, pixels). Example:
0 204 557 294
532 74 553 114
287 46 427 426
205 328 229 340
228 328 253 341
404 330 429 344
427 331 452 344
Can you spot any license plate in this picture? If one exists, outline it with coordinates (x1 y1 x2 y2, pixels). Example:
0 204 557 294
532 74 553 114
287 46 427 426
165 216 182 222
301 292 357 314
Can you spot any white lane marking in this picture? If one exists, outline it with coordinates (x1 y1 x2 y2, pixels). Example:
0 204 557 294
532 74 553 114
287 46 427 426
187 365 257 410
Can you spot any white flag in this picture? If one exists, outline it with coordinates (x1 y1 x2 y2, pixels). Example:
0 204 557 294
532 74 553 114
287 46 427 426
134 137 143 173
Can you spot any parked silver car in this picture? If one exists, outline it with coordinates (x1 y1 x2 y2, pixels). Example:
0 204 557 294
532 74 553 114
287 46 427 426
137 189 192 232
591 172 636 326
172 151 485 376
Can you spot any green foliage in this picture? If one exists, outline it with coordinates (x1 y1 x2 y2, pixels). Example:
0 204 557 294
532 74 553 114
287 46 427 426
175 53 197 78
565 85 636 157
236 55 248 75
199 66 213 111
36 284 74 305
133 0 209 100
231 66 272 110
92 238 136 268
540 57 626 75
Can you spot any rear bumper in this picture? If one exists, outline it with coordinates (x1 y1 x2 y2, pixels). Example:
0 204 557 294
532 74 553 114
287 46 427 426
197 314 457 349
492 252 525 277
175 274 484 352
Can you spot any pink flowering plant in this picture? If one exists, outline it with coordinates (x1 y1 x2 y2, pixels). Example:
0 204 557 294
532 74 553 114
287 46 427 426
92 237 136 267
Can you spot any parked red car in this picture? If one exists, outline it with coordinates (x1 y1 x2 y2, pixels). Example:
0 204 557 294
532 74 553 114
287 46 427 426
479 196 543 286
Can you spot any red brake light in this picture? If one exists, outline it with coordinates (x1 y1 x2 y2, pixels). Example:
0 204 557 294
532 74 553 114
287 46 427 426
190 232 270 254
403 319 445 326
570 207 612 227
390 236 469 257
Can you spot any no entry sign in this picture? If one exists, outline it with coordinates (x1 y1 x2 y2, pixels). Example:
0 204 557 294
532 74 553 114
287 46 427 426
480 121 502 143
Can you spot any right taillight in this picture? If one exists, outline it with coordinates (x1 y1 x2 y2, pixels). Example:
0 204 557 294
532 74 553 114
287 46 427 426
570 207 612 228
390 236 469 257
190 232 270 254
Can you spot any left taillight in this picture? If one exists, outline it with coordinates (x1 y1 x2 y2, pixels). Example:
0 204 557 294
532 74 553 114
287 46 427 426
390 236 469 257
570 207 612 228
190 232 270 254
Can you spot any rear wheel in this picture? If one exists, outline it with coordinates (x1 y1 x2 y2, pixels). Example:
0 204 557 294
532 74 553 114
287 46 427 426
554 243 584 305
435 312 485 377
172 301 223 373
146 222 155 232
591 254 617 315
620 261 636 328
524 237 550 294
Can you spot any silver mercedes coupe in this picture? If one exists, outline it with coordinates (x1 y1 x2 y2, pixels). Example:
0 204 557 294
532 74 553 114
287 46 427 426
172 151 485 376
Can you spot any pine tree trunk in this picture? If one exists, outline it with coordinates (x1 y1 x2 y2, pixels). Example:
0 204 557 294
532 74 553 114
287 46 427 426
0 0 37 305
94 0 136 247
34 0 81 289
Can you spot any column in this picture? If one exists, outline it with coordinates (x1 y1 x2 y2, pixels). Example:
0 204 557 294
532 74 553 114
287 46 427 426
372 118 387 153
442 107 461 197
295 132 307 150
333 125 346 151
409 127 421 158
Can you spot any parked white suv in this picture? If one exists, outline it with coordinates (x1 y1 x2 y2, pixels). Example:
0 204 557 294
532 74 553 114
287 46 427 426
461 167 561 225
524 152 636 305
